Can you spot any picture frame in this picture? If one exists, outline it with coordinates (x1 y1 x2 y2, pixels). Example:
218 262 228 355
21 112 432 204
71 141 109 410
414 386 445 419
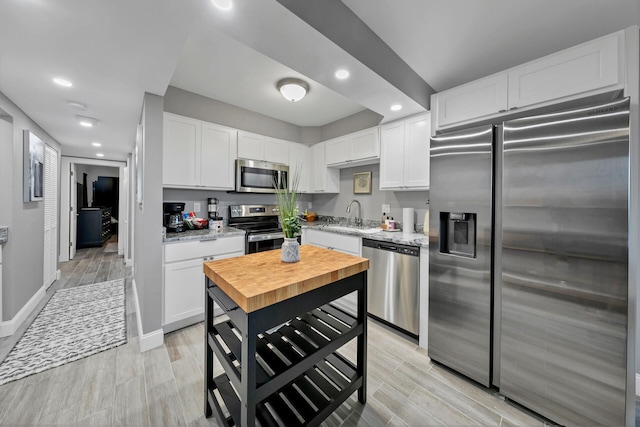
23 130 44 202
135 124 144 207
353 171 372 194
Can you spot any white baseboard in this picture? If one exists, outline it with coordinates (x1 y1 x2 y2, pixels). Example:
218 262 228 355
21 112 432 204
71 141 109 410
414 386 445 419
125 258 133 267
0 284 46 337
131 278 163 352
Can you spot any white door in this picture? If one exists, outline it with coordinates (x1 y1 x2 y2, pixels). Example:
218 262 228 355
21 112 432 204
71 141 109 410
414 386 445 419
44 144 58 288
70 163 77 259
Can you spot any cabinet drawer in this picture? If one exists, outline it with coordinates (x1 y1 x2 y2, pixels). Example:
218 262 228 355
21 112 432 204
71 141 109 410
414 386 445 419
304 229 361 255
164 236 245 263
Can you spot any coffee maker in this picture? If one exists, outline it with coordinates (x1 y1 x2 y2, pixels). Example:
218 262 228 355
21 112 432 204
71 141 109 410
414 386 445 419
208 198 223 232
163 202 185 233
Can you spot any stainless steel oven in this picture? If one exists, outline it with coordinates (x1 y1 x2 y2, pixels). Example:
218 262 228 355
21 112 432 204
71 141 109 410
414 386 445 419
229 204 300 254
235 159 288 194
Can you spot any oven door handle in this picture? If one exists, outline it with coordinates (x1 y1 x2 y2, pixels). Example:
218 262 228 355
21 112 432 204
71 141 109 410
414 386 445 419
247 232 285 242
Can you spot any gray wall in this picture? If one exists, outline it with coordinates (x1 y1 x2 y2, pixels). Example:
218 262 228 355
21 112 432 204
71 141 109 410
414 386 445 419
163 189 312 226
164 86 382 146
311 164 429 231
164 86 303 142
134 93 164 335
0 91 62 320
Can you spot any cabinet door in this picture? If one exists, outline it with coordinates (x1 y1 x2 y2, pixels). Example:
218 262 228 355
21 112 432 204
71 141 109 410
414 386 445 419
379 121 406 189
404 114 430 189
311 142 340 193
325 137 349 165
237 131 264 160
508 31 622 109
164 258 206 324
163 113 200 186
289 143 310 193
349 127 379 161
264 137 289 164
200 122 237 189
434 74 508 129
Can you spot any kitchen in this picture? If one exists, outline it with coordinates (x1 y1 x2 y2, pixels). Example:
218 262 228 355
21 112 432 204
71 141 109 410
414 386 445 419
0 0 639 426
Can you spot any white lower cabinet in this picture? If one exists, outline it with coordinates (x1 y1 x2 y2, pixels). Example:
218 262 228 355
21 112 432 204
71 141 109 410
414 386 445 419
163 236 244 332
303 229 360 315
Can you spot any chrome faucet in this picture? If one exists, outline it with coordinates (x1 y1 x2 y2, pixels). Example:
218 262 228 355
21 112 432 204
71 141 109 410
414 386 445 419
346 199 362 227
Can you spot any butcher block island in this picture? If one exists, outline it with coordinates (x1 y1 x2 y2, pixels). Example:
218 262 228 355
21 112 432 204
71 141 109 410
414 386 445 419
203 244 370 427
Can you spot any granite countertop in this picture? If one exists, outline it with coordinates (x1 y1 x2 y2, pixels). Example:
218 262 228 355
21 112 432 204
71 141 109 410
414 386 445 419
302 222 429 248
203 245 369 312
163 226 245 243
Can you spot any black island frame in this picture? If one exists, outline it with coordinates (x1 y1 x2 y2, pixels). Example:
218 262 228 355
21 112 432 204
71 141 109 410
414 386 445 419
204 270 368 426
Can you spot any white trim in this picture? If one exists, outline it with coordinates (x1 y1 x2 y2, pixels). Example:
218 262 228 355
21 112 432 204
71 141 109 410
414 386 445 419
56 269 61 280
636 373 640 397
0 284 46 337
131 278 163 352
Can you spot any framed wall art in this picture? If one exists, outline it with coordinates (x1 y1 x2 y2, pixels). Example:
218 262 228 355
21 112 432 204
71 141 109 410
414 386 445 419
23 130 44 202
135 124 144 207
353 171 372 194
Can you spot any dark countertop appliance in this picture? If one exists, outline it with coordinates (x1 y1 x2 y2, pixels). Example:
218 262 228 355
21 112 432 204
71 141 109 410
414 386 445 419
164 202 185 233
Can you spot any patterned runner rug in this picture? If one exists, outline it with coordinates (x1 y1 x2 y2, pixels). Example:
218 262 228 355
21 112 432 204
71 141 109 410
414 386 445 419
0 279 126 385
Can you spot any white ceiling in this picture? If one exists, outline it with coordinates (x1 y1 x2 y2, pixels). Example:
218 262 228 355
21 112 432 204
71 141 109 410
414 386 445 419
0 0 638 161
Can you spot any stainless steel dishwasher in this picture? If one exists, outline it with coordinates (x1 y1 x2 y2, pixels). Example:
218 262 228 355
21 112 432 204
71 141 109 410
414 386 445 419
362 238 419 337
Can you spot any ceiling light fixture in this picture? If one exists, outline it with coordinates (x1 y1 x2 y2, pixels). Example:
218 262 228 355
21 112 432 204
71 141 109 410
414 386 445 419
92 142 101 147
390 104 403 111
96 153 105 158
53 77 73 87
277 78 309 102
76 115 98 128
211 0 233 11
335 69 350 80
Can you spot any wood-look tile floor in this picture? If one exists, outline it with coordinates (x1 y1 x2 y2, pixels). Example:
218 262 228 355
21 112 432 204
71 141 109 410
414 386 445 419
0 240 631 426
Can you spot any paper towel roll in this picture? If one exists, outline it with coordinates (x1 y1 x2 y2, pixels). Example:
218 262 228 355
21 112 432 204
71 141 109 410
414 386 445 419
402 208 414 233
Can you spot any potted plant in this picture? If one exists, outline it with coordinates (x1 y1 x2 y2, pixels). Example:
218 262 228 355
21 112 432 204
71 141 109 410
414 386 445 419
274 173 301 262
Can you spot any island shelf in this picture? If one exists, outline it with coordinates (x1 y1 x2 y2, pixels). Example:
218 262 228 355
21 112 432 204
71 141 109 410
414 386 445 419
203 245 369 427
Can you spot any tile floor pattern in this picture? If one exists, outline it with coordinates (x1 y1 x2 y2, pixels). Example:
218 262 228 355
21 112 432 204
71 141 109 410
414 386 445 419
0 239 636 426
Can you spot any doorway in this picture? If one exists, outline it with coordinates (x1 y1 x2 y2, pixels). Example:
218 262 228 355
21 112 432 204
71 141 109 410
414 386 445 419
59 157 127 263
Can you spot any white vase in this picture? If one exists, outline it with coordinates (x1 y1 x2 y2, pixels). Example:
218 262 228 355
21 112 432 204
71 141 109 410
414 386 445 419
281 237 300 263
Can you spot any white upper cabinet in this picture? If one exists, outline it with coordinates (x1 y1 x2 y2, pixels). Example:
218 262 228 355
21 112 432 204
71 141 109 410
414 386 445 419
163 113 237 190
325 127 380 168
238 131 289 164
163 113 200 187
507 30 623 109
324 136 349 165
380 113 431 190
433 74 508 129
288 142 311 193
200 122 238 189
311 142 340 193
432 29 626 132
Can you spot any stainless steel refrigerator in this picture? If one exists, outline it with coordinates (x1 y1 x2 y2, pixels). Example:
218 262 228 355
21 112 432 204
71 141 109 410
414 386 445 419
428 98 631 426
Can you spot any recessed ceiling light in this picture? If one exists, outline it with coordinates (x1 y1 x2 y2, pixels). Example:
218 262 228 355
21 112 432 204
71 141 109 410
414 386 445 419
335 69 350 80
96 153 105 158
67 101 87 110
53 77 73 87
390 104 403 111
211 0 232 10
92 142 101 147
76 115 97 127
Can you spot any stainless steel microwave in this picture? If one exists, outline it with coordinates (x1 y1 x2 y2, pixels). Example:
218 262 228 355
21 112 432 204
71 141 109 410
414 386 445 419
235 159 289 193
